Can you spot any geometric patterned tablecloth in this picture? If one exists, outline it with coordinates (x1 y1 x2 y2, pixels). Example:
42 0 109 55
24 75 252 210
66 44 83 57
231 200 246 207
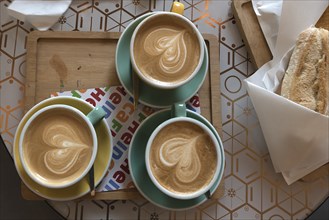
1 1 328 219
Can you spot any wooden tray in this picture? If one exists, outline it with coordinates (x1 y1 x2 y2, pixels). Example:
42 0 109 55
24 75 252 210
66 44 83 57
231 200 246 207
22 31 224 201
232 0 329 69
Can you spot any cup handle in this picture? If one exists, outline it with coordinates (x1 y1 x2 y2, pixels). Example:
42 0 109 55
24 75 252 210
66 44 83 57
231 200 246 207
205 190 211 200
170 1 185 15
171 103 186 117
87 107 106 125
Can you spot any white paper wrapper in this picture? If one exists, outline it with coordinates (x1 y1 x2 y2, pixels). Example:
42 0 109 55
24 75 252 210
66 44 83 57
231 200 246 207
246 0 329 185
252 0 282 54
245 49 329 185
7 0 72 31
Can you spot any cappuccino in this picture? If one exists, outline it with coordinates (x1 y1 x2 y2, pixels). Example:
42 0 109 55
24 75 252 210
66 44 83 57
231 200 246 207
22 108 93 186
149 121 217 195
132 13 202 87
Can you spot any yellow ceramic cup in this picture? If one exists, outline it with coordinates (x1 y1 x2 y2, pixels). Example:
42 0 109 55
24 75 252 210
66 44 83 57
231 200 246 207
13 97 112 201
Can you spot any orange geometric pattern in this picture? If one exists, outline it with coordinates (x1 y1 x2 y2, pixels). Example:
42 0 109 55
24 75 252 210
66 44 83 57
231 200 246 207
0 0 328 219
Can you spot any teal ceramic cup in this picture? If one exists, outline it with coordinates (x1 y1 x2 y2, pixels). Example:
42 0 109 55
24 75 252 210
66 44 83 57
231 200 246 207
130 11 205 90
145 103 222 200
116 12 209 108
19 104 106 189
129 106 224 209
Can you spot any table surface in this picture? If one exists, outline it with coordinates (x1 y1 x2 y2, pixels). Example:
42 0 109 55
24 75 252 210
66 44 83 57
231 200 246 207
1 0 328 219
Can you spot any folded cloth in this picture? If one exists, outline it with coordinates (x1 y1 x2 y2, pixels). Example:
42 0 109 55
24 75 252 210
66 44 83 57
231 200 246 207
7 0 72 31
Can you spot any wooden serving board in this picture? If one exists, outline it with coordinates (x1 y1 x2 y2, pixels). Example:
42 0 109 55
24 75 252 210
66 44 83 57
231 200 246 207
22 31 224 201
232 0 329 69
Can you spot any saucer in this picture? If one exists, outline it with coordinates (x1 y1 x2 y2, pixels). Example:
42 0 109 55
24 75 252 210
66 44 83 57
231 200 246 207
128 109 225 210
116 13 209 108
13 97 112 201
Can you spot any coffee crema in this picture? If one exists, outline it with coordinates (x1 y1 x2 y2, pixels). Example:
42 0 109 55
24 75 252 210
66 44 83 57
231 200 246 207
149 121 217 194
133 15 201 85
22 109 93 186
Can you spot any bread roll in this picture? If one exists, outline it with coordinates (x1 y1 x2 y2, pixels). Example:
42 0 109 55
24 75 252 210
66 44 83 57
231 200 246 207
281 27 329 115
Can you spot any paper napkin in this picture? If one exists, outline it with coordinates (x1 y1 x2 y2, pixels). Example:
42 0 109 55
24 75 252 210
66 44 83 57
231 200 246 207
251 0 282 54
7 0 72 31
52 86 201 191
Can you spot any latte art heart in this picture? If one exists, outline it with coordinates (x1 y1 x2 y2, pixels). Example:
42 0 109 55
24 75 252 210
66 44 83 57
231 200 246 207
44 148 84 175
133 15 201 85
22 111 93 185
149 121 217 195
42 124 90 175
159 136 201 183
144 28 187 74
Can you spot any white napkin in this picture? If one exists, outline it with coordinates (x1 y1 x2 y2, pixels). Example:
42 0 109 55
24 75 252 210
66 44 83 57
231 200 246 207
7 0 72 31
251 0 282 54
245 0 329 185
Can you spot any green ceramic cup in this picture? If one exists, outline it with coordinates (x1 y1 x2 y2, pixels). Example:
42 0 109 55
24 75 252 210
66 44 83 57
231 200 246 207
130 11 205 90
129 104 225 210
116 13 209 108
145 103 222 200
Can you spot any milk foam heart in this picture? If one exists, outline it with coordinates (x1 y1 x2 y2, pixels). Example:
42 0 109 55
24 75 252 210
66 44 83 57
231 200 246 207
159 135 202 183
149 121 217 194
133 13 201 86
42 123 90 175
144 28 187 75
23 109 93 185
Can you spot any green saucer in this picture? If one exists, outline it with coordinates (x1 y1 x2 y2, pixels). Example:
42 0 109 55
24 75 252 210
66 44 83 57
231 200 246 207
128 109 225 210
115 13 209 108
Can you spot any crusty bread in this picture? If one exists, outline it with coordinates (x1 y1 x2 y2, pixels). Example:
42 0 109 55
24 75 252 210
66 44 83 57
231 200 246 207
281 27 329 115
